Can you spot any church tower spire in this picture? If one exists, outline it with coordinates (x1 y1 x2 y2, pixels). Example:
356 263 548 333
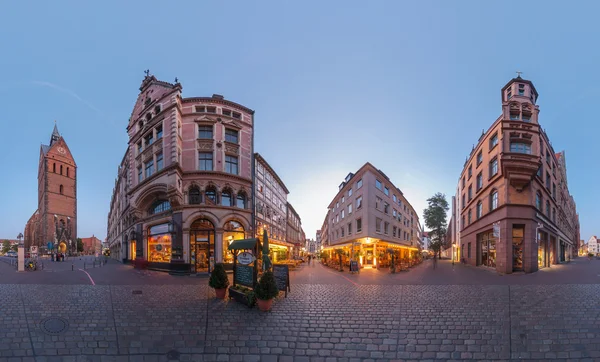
50 121 61 146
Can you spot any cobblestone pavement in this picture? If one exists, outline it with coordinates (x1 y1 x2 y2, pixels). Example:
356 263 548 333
1 282 600 362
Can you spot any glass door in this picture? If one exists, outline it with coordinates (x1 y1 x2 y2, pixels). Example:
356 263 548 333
512 226 524 271
190 230 214 273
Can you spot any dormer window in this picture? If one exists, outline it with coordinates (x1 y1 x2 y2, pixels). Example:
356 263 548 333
518 84 525 96
222 109 231 116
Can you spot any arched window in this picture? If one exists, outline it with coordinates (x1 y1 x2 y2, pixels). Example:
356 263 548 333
149 200 171 215
59 185 64 194
53 163 56 173
146 113 152 121
490 190 498 210
236 192 246 209
189 187 201 204
536 191 542 210
221 189 232 207
60 165 63 175
205 186 217 205
67 167 69 177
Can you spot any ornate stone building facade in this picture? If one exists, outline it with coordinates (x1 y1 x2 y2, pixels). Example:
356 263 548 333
457 76 579 274
24 124 77 255
107 73 254 273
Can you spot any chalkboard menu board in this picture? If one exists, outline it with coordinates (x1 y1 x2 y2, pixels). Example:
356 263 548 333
350 260 359 273
235 264 254 287
273 264 290 297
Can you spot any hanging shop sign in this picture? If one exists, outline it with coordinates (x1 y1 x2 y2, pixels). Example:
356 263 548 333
237 251 255 265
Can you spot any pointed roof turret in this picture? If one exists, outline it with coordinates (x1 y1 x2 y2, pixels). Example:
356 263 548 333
50 121 61 146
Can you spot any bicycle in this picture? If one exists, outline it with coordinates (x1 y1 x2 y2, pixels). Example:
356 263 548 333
25 260 37 271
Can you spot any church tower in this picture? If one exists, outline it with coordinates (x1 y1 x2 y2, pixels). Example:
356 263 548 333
24 123 77 254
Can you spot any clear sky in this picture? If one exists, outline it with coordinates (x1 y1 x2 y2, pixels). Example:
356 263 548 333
1 1 598 242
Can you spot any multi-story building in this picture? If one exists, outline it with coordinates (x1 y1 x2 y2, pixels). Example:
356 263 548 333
24 124 77 256
254 153 293 262
322 162 421 269
457 75 579 273
315 230 322 253
588 236 598 255
320 211 330 250
106 148 130 261
80 235 102 255
578 239 587 256
107 73 254 274
286 202 303 259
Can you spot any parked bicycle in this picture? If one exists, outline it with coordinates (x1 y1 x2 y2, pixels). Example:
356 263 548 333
25 260 37 271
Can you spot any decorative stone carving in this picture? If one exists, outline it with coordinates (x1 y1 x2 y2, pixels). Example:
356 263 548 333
197 139 213 151
225 143 239 155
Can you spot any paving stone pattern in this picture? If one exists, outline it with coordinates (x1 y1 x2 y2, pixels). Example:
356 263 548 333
1 284 599 361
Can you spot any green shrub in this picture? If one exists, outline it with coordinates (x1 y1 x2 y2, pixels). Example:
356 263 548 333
208 263 229 289
254 271 279 300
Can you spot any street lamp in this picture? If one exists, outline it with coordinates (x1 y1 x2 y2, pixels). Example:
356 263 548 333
17 233 23 245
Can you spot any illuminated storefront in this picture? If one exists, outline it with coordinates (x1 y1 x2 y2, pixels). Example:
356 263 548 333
323 238 420 271
478 231 496 268
189 219 215 273
223 220 245 267
147 223 172 263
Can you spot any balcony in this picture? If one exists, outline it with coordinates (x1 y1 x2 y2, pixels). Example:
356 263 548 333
501 153 541 191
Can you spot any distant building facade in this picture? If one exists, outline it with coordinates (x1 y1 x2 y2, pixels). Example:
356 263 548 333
106 73 254 274
322 162 421 269
81 235 102 255
588 236 598 255
24 124 77 256
286 202 303 259
457 76 579 274
254 153 293 262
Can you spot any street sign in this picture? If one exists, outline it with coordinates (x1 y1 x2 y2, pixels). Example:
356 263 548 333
237 251 255 265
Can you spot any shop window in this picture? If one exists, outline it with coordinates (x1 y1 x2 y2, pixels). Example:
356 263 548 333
147 223 172 263
478 231 496 268
223 220 244 265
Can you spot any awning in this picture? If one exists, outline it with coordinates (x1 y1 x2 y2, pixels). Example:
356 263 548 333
228 238 260 251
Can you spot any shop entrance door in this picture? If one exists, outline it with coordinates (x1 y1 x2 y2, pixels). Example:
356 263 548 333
190 231 214 273
512 226 524 272
364 247 374 265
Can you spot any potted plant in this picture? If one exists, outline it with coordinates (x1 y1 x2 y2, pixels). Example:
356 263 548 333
208 263 229 299
254 270 279 311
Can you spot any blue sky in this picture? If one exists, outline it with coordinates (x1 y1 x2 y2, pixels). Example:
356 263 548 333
1 1 598 242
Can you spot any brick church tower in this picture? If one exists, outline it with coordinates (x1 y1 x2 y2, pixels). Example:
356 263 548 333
24 123 77 255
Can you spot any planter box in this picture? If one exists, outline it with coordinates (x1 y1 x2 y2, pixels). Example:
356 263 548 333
228 287 255 308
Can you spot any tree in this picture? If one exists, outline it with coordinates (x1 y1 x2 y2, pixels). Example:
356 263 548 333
2 240 10 254
76 238 84 253
11 244 18 252
423 193 449 261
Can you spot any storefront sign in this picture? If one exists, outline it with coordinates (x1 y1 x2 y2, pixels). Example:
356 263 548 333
235 264 254 287
493 223 500 238
237 252 255 265
273 264 290 297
